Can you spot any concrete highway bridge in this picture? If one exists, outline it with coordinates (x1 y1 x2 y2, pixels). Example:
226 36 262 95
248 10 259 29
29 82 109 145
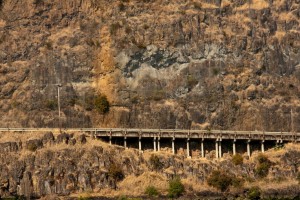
0 128 299 158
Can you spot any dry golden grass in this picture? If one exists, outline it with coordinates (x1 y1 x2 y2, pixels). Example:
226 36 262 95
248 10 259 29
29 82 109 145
237 0 269 10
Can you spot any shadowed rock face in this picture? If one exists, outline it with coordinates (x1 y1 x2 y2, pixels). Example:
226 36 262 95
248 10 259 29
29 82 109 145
0 0 299 131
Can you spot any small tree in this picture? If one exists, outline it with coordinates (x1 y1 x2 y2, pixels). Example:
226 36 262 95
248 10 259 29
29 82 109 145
149 154 163 171
168 177 184 198
207 170 233 192
145 186 159 197
255 154 272 178
94 94 110 114
232 154 243 165
108 163 124 182
247 186 261 200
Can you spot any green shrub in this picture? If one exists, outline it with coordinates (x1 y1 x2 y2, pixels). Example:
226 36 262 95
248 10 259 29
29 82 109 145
27 143 38 152
33 0 43 5
145 186 159 197
108 163 124 182
247 186 261 200
207 170 232 192
255 154 272 178
78 196 91 200
187 75 198 90
231 177 244 189
256 154 270 164
168 177 184 198
151 89 165 101
149 154 163 171
45 100 57 110
232 154 244 165
45 41 53 50
212 68 220 76
118 2 125 11
118 196 128 200
193 2 202 9
94 94 110 114
110 22 122 35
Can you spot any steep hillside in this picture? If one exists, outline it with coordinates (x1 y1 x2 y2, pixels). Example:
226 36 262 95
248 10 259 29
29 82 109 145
0 0 299 131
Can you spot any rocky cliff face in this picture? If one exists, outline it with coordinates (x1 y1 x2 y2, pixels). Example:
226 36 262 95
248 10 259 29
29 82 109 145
0 0 300 131
0 132 299 199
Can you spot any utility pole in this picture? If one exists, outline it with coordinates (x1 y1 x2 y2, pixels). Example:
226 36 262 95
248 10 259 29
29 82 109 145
56 84 62 133
291 108 294 133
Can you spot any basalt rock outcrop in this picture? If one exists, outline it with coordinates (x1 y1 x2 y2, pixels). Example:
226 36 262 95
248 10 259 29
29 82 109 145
0 0 299 131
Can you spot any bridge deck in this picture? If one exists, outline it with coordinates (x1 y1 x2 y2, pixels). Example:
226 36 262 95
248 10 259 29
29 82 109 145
0 128 298 141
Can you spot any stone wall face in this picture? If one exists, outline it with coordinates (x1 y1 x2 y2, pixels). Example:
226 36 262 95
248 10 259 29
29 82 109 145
0 0 299 131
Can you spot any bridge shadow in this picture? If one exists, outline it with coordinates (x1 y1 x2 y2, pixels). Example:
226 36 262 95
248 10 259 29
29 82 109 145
97 136 280 157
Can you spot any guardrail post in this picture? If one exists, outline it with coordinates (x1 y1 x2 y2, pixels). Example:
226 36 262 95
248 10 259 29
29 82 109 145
201 139 204 158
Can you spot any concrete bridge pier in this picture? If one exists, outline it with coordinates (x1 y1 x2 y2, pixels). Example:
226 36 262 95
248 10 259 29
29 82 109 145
172 138 175 154
201 139 204 158
124 137 127 148
233 139 236 155
218 139 222 158
261 140 265 153
247 140 251 157
109 136 112 145
139 137 142 152
153 137 157 152
215 140 219 159
157 137 161 151
187 138 190 158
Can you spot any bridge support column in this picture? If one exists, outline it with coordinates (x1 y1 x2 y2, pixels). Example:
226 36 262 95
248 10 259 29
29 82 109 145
247 140 251 157
187 139 190 158
109 136 112 145
157 137 160 152
124 137 127 149
215 140 219 159
233 140 236 155
172 138 175 154
201 139 204 158
153 137 157 152
219 140 222 158
139 138 142 152
261 140 265 153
